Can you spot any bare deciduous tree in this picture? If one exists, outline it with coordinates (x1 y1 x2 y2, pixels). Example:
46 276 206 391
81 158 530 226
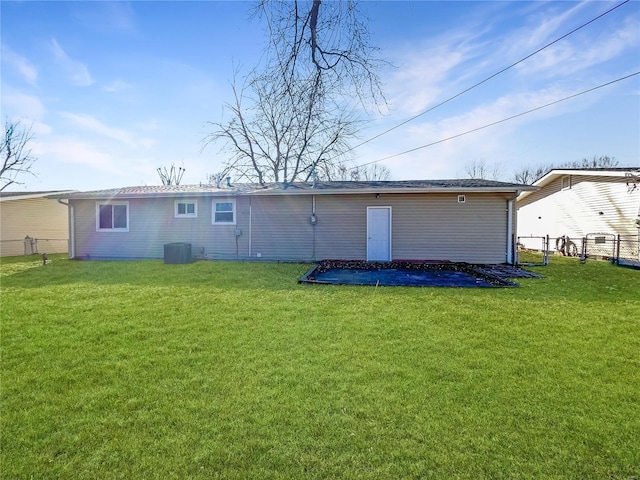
463 159 503 180
511 156 618 184
157 163 185 185
205 0 386 185
1 119 37 191
560 155 619 169
512 164 554 184
336 162 391 181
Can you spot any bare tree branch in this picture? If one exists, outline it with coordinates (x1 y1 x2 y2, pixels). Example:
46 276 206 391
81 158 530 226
1 119 37 191
511 156 618 184
205 0 386 184
157 163 185 185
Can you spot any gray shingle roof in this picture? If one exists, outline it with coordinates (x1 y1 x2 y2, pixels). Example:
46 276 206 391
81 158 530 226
48 179 535 199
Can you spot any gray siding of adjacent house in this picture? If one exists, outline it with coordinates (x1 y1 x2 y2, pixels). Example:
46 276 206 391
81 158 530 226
0 197 69 256
72 192 512 263
518 175 640 241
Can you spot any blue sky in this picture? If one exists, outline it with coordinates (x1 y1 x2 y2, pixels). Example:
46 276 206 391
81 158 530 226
1 1 639 191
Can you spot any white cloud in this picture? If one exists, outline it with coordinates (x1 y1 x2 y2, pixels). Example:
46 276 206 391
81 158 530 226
58 112 155 149
49 38 93 87
517 15 640 78
71 2 137 33
382 21 491 118
521 1 591 50
406 87 581 152
103 79 131 93
0 88 46 120
357 83 596 182
136 119 160 132
42 138 125 174
387 47 467 116
1 45 38 85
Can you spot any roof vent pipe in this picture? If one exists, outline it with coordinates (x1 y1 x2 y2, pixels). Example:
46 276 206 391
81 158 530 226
226 177 232 187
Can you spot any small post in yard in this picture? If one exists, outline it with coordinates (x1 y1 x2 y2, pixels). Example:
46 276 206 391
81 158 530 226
42 253 48 265
544 235 550 265
580 237 587 264
615 235 621 265
24 235 34 255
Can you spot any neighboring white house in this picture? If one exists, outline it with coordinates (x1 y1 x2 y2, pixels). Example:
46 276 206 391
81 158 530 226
517 168 640 260
0 191 74 257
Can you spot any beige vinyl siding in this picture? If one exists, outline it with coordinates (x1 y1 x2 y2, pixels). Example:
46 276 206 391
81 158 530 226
391 194 508 263
72 197 249 259
0 198 69 256
518 175 640 241
314 195 366 260
249 195 314 261
251 192 510 263
71 191 512 263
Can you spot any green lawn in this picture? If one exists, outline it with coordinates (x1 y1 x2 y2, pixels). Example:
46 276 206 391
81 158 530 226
1 255 638 479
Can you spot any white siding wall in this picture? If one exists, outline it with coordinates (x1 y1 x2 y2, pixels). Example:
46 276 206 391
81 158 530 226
0 198 69 256
518 175 640 245
72 192 512 263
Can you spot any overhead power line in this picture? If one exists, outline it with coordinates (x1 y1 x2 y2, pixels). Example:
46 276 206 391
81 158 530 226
347 0 630 154
352 71 640 169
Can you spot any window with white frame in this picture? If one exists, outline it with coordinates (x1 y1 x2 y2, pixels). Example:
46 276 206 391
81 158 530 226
561 176 571 190
212 199 236 224
175 200 197 218
96 202 129 231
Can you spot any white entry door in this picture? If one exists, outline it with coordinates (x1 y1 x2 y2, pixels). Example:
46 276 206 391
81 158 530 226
367 207 391 261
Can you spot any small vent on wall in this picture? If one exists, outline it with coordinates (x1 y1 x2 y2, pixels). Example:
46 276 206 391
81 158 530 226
458 195 466 204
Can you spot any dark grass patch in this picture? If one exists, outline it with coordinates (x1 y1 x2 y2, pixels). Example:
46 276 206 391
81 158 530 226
299 260 535 287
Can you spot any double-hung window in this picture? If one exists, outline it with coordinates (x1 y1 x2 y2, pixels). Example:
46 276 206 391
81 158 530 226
175 200 197 218
213 199 236 224
96 202 129 232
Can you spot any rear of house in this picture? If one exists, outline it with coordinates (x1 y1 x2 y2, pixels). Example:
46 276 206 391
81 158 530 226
0 191 73 257
54 180 534 265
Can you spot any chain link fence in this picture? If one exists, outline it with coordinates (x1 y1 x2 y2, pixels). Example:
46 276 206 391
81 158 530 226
612 234 640 267
517 233 640 268
517 235 550 266
0 236 68 257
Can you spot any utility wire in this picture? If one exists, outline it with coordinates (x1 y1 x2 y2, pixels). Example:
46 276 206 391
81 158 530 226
346 0 630 155
352 71 640 169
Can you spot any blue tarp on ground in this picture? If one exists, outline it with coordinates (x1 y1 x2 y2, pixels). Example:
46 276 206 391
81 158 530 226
311 267 498 287
299 261 540 288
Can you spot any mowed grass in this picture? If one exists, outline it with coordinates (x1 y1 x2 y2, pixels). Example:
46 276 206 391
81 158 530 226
1 255 638 479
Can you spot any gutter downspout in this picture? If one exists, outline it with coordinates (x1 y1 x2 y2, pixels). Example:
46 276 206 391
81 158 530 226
311 194 317 261
248 197 252 258
507 192 519 265
57 198 75 259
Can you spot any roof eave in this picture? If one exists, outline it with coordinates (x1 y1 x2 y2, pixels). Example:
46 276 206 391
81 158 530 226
518 168 638 201
249 186 536 196
2 190 77 202
58 186 536 200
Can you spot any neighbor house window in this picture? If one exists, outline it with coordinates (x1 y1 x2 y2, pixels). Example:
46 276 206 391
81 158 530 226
96 202 129 232
213 199 236 224
175 200 197 218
